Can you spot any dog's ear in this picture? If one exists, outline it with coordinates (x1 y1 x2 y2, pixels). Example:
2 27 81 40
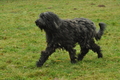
54 21 59 29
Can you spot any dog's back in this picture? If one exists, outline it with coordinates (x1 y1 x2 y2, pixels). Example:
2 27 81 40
65 18 105 41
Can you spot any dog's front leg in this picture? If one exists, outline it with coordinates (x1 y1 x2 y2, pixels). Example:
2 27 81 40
69 49 77 63
36 46 55 67
65 47 77 63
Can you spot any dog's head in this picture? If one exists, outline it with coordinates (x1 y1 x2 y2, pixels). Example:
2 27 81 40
35 12 61 31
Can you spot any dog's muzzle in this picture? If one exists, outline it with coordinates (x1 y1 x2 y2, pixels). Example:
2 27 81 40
35 20 39 26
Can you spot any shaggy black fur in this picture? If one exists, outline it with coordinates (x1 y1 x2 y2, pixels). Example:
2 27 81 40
35 12 106 67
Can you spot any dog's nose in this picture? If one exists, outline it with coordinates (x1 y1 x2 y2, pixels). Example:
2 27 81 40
35 20 38 23
35 20 39 25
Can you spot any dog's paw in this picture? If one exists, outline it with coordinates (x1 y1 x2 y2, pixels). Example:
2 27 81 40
98 54 103 58
71 60 77 64
36 61 43 67
77 58 83 61
77 55 83 61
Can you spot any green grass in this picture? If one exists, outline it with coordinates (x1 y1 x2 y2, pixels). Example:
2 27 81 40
0 0 120 80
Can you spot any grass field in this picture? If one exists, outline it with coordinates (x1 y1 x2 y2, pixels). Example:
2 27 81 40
0 0 120 80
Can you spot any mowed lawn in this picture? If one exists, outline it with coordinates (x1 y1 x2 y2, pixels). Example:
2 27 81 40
0 0 120 80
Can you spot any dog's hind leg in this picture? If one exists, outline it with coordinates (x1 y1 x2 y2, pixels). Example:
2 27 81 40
90 39 103 58
36 46 56 67
78 46 89 61
65 46 77 63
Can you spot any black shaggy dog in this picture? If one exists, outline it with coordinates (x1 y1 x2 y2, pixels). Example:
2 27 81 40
35 12 106 67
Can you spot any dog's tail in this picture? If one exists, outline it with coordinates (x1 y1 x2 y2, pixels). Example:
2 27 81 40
95 22 106 40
